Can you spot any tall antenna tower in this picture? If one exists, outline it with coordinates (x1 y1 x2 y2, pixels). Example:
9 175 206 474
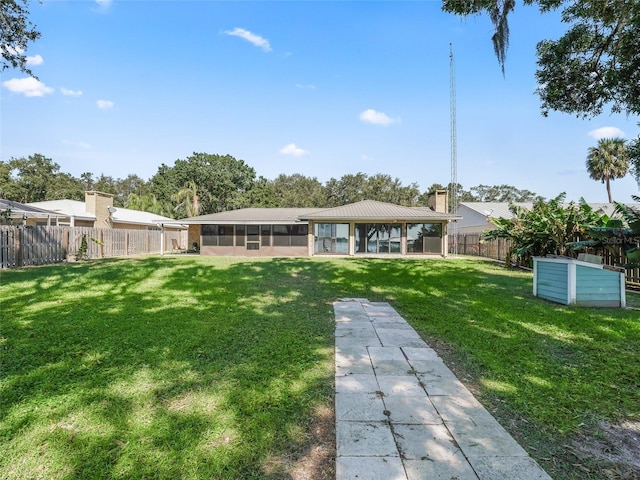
449 43 458 255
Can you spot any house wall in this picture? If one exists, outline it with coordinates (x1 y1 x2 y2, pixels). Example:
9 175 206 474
200 245 308 256
188 224 200 251
111 222 179 232
112 222 148 231
454 206 495 235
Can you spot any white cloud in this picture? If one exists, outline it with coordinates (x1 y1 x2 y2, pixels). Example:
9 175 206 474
95 0 112 8
279 143 308 157
224 28 271 52
97 99 114 109
359 109 399 126
26 54 43 66
2 77 53 97
588 126 625 140
61 87 82 96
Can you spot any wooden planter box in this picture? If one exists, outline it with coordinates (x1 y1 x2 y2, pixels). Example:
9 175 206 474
533 256 626 308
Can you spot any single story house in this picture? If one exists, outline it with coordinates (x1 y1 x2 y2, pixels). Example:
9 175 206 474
27 191 184 231
453 201 640 235
179 195 460 257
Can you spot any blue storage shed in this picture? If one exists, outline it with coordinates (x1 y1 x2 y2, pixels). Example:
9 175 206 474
533 256 626 308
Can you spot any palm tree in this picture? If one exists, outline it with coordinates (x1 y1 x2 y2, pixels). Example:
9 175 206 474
586 137 629 203
171 180 200 218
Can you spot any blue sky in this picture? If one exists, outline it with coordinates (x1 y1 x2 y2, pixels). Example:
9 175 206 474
2 0 639 203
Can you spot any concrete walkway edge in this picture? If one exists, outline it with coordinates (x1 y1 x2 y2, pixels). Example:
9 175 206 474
334 298 552 480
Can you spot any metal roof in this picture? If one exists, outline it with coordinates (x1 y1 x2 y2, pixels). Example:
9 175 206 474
0 199 64 218
299 200 459 221
180 208 324 224
457 201 640 219
179 200 459 224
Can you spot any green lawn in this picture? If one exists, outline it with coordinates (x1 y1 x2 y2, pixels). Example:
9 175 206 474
1 256 639 479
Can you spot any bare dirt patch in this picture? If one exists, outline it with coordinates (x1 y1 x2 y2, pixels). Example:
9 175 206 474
263 403 335 479
570 420 640 479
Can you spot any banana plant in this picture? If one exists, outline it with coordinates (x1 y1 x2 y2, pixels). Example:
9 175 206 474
484 194 609 267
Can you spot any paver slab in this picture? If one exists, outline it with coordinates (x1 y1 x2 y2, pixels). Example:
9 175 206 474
376 375 426 397
336 335 381 349
402 346 444 362
392 423 466 461
337 421 399 457
404 458 479 480
336 393 388 422
337 457 407 480
469 456 553 480
382 395 442 425
335 373 380 394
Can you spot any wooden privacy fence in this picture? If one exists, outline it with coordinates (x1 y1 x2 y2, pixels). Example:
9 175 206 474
450 233 640 286
0 226 188 269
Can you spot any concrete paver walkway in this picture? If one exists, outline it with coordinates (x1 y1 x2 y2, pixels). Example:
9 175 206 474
334 299 552 480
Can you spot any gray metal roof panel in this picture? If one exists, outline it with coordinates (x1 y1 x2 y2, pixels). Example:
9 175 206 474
299 200 458 220
180 208 324 224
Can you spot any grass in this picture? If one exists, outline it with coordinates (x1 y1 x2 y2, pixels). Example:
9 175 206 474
1 256 639 479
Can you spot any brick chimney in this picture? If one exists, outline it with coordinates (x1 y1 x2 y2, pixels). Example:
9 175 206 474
85 191 114 228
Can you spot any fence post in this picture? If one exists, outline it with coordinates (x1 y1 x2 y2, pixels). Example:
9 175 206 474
17 226 23 267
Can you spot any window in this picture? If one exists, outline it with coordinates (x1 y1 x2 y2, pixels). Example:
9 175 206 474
290 224 308 246
235 225 245 246
355 223 401 254
219 225 233 246
261 225 271 246
272 224 308 247
273 225 290 246
406 223 442 254
202 224 219 246
314 223 349 254
247 225 259 242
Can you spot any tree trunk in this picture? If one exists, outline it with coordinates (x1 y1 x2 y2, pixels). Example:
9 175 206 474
606 178 613 203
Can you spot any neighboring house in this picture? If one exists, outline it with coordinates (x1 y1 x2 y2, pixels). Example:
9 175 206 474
179 194 459 257
27 191 183 231
453 201 640 235
453 202 533 235
0 199 64 225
